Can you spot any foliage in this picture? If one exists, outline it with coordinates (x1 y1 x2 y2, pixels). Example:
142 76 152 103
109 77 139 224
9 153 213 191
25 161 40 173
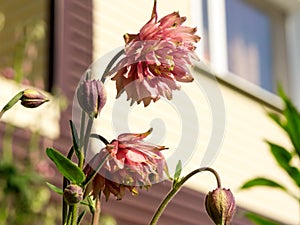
0 14 59 225
0 154 58 225
240 88 300 224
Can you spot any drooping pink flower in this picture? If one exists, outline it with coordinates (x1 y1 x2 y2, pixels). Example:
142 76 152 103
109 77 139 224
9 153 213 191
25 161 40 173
84 128 168 201
110 0 200 106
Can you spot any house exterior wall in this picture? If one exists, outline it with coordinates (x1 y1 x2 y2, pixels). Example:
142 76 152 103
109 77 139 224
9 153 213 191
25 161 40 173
93 0 299 224
0 0 298 224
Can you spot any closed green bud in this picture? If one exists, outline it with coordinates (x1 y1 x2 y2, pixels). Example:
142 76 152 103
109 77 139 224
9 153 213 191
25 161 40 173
21 89 49 108
205 188 236 225
63 184 83 205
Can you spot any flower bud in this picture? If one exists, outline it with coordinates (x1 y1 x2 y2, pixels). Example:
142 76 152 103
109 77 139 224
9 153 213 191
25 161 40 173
205 188 236 225
77 79 106 118
20 89 49 108
63 184 83 205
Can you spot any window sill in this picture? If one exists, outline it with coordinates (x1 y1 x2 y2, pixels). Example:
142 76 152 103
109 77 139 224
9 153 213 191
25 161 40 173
193 61 284 112
0 77 60 139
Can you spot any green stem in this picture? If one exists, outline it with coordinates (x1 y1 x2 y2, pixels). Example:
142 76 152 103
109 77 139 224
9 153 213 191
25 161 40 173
82 153 110 187
66 206 72 225
2 124 14 162
149 167 221 225
101 49 124 83
71 204 78 225
79 111 86 149
83 117 94 157
0 91 24 119
91 196 101 225
63 147 75 225
66 203 78 225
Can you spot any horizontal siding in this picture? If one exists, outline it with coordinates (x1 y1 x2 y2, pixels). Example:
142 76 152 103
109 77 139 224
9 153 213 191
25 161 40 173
93 1 299 224
53 0 93 146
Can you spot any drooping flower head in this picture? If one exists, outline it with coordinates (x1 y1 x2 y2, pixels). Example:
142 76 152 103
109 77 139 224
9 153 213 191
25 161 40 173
110 0 200 106
84 128 168 201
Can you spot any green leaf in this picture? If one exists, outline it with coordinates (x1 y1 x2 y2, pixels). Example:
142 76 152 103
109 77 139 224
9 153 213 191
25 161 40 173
46 182 63 195
267 142 300 187
173 160 182 181
69 120 81 158
46 148 85 184
277 88 300 157
245 211 280 225
267 112 284 131
172 160 182 187
240 177 287 191
286 166 300 187
267 142 292 166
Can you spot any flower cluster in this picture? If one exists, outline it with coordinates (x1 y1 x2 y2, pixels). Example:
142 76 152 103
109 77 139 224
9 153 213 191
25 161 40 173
110 0 200 106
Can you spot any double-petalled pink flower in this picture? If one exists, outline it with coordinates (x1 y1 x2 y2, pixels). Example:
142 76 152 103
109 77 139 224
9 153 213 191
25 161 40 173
110 0 200 106
84 128 168 201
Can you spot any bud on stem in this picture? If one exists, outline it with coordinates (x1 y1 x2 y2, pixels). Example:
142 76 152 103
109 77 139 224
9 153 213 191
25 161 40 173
205 188 236 225
63 184 83 205
0 89 49 119
77 79 107 118
20 89 49 108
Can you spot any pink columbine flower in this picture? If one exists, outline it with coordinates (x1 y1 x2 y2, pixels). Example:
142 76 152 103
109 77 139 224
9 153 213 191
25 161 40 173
84 128 168 201
110 0 200 106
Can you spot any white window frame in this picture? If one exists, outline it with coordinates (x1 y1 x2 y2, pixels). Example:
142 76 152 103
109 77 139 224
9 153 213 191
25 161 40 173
191 0 300 108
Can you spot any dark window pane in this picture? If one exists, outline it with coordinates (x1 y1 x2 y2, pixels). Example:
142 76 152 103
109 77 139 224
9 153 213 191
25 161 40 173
226 0 273 91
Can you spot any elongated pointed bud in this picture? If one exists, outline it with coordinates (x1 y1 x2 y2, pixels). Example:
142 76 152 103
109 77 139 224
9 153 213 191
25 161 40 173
21 89 49 108
205 188 236 225
77 79 106 118
63 184 83 205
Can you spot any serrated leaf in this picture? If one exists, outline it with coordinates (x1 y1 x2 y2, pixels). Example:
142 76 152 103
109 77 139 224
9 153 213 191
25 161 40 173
46 147 85 184
46 182 63 195
240 177 286 191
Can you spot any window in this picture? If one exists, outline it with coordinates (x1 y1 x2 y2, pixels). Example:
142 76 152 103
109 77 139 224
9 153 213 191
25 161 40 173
196 0 288 93
226 0 273 91
0 0 51 91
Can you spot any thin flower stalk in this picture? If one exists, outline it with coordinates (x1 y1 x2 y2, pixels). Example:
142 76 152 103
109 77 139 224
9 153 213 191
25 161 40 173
149 167 221 225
